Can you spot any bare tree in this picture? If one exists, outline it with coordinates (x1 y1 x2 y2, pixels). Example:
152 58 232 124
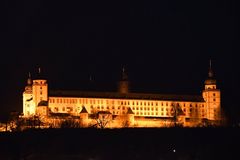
90 110 112 129
171 103 184 127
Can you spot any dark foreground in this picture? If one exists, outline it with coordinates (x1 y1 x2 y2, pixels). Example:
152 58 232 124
0 127 239 160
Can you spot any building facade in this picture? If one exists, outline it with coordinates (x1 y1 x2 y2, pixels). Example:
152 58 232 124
22 65 221 128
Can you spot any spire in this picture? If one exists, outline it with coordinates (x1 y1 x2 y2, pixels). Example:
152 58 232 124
38 67 41 74
208 59 214 78
36 67 45 79
118 66 130 94
27 72 32 85
121 66 128 81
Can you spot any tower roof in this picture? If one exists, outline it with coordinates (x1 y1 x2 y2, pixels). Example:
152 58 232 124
121 67 128 81
80 106 88 114
127 107 134 114
37 100 48 106
205 59 216 85
208 59 214 78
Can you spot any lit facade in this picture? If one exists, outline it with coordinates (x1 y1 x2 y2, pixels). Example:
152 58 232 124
22 65 221 128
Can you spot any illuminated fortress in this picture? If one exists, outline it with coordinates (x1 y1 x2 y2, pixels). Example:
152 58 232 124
23 63 221 128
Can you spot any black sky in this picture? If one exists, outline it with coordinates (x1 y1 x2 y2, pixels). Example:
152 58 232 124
1 0 239 124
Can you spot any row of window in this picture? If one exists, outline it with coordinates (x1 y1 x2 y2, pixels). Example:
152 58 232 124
50 105 206 118
49 98 205 108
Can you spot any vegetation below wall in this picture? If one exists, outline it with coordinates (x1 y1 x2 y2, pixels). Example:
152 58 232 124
0 128 239 160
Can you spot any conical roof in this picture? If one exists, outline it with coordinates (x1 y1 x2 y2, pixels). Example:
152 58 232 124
80 106 88 114
127 107 134 114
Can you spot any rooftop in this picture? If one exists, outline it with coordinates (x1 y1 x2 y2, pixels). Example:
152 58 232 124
49 90 205 102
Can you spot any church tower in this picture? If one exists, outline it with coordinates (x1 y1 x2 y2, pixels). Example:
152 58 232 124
23 72 34 116
32 68 48 116
118 67 129 94
202 60 221 122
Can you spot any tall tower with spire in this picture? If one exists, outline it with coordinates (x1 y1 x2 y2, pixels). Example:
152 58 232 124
23 67 48 116
118 67 130 94
202 60 221 122
23 72 34 116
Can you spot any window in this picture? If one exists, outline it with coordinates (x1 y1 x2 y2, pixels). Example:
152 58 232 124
213 98 216 101
213 93 216 96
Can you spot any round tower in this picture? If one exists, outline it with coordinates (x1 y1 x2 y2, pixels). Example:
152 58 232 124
118 67 130 94
23 72 33 116
126 107 134 127
80 106 89 127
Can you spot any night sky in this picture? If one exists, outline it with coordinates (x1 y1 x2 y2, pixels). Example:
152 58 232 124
1 1 239 124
